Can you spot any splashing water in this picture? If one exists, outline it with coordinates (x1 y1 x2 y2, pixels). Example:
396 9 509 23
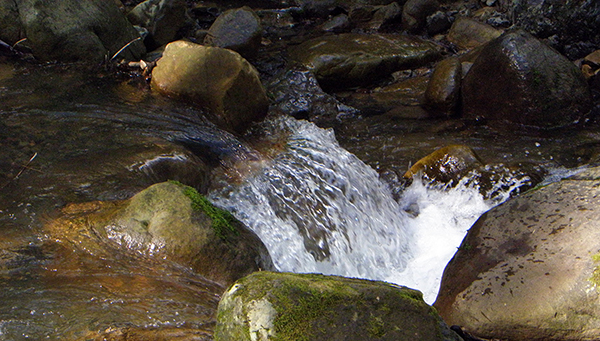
210 117 527 303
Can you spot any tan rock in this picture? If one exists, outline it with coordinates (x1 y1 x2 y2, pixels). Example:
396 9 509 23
151 40 269 133
447 17 502 50
424 57 461 116
404 144 483 184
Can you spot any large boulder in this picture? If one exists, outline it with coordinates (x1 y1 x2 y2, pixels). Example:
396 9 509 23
151 40 269 133
127 0 190 49
215 272 462 341
462 30 592 129
435 166 600 340
289 33 443 90
498 0 600 60
204 6 263 60
1 0 145 63
48 181 274 286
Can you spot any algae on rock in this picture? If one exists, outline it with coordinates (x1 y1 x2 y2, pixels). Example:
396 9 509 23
215 272 462 341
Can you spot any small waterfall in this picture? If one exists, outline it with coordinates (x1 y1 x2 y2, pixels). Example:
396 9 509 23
210 117 524 303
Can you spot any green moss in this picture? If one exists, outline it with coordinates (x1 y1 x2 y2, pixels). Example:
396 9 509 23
367 315 385 338
590 253 600 289
168 180 239 240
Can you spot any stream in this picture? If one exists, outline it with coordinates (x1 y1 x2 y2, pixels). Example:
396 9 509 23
0 60 598 339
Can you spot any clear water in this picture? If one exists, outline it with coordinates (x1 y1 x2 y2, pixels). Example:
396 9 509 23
211 117 530 303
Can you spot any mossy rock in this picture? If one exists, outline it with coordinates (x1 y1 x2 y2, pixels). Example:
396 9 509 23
215 272 462 341
48 181 274 286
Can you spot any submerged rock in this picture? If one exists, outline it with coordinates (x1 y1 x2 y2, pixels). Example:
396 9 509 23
151 40 269 133
462 30 592 129
289 33 443 90
435 166 600 340
204 6 263 60
48 181 274 286
215 272 462 341
1 0 145 63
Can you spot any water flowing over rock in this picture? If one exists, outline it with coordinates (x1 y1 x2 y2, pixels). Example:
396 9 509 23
0 0 145 63
48 181 274 286
127 0 190 49
462 30 593 129
288 33 443 90
151 40 269 133
215 272 463 341
435 166 600 341
204 6 263 60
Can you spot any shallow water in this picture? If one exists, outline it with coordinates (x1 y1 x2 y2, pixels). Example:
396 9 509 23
0 60 598 338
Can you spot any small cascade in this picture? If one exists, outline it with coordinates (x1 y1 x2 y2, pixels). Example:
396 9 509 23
210 116 529 303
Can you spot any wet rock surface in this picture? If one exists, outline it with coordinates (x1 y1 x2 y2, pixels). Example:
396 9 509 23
462 30 593 129
204 6 263 59
215 272 462 341
435 166 600 341
288 33 443 90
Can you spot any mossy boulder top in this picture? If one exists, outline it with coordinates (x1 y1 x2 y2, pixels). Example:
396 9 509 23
462 29 592 129
288 33 443 90
435 166 600 340
151 40 269 133
215 271 462 341
47 181 274 286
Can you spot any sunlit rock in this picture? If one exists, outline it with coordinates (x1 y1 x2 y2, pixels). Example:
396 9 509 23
204 6 262 60
151 40 269 133
462 30 592 129
215 272 462 341
47 181 274 286
446 17 502 50
435 166 600 341
2 0 145 63
289 33 442 90
127 0 190 49
404 145 483 184
424 57 461 116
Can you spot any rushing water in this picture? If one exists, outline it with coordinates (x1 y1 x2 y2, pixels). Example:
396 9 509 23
211 116 530 303
1 62 596 338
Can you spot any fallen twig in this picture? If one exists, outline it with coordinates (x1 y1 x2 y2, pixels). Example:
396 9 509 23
110 37 142 62
0 152 38 190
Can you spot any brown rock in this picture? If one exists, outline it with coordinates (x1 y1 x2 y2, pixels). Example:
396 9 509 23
424 57 461 116
447 17 502 50
404 145 483 184
462 30 593 129
151 40 269 133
